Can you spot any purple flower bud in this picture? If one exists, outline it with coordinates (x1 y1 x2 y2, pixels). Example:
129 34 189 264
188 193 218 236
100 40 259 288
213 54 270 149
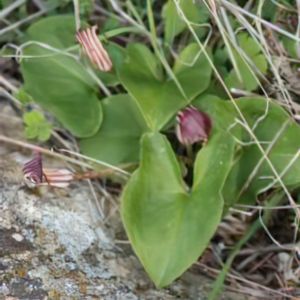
176 106 212 145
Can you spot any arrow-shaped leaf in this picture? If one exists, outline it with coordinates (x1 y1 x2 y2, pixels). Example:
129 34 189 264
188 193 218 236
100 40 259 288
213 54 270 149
121 131 235 287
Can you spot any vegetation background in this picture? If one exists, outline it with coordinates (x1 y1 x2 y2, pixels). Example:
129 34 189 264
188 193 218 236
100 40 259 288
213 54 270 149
1 0 300 299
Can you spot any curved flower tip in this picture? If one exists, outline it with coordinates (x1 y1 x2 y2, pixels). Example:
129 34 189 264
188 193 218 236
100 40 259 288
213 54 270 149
176 106 212 145
76 25 113 72
23 151 43 188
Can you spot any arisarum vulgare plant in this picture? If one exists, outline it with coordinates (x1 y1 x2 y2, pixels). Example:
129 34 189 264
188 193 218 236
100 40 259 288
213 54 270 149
18 14 300 291
176 106 212 145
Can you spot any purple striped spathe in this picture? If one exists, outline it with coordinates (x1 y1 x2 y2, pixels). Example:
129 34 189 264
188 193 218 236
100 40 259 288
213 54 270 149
23 152 74 188
23 152 43 187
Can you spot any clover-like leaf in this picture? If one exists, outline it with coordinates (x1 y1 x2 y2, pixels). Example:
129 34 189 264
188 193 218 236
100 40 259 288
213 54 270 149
23 111 52 142
121 131 235 287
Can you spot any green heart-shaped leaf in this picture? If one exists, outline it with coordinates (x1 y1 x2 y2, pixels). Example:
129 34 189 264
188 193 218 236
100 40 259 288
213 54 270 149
121 131 235 287
20 15 103 137
119 43 212 131
80 94 149 165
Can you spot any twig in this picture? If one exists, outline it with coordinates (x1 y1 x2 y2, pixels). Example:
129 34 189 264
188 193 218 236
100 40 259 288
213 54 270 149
108 0 146 33
73 0 81 31
236 203 300 210
0 0 26 19
0 134 92 169
0 10 46 36
207 192 284 299
237 243 297 256
197 262 295 299
0 75 18 93
59 149 130 176
220 0 300 43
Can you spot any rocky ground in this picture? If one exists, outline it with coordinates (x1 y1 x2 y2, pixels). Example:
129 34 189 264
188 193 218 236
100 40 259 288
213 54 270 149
0 100 245 300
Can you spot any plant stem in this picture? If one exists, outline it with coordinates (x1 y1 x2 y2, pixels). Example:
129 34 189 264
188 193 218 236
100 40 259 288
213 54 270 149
186 144 194 164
